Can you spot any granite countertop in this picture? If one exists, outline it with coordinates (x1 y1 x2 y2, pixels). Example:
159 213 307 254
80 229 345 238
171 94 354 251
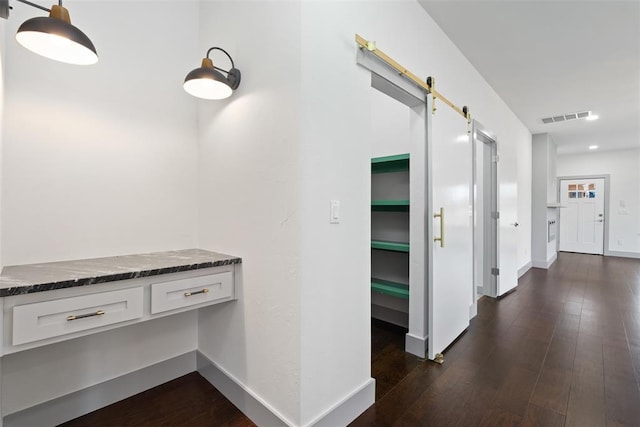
0 249 242 297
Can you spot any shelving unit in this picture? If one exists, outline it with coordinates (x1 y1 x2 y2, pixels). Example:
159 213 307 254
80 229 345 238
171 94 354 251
370 278 409 299
371 240 409 252
371 154 410 327
371 200 410 212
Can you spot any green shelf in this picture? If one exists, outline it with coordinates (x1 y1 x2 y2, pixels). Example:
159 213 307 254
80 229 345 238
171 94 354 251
371 240 409 253
371 153 410 174
372 200 410 212
371 278 409 299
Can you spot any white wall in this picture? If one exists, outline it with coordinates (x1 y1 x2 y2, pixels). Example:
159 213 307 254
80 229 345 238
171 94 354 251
557 148 640 256
0 18 5 270
517 130 532 273
1 1 200 266
531 133 559 267
195 1 302 424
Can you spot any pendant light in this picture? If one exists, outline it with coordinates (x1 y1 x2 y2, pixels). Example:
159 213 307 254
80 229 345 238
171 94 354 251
184 47 241 100
11 0 98 65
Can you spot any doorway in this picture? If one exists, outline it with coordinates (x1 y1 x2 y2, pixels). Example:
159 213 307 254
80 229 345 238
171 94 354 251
359 46 474 361
473 122 498 302
558 177 607 255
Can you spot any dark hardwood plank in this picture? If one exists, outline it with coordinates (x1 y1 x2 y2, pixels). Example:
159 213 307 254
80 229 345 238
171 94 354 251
355 253 640 426
522 403 565 427
565 370 605 427
59 372 254 427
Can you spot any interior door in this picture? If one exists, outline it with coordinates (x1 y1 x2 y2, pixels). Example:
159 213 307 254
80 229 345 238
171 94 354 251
559 178 605 255
427 95 473 361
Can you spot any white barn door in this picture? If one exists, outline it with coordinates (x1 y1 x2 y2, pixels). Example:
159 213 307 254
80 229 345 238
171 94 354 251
427 95 473 361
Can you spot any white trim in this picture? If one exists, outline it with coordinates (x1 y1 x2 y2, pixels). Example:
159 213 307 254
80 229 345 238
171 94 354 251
469 302 478 320
197 352 375 427
305 378 375 427
356 48 426 106
196 352 292 426
531 253 557 270
4 352 196 427
604 250 640 259
405 332 427 358
518 262 532 278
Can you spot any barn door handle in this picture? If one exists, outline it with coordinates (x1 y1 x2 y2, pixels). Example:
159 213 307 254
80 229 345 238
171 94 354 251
434 207 444 247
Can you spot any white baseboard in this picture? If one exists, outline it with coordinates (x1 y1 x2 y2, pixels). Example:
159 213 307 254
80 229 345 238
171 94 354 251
604 250 640 259
531 253 557 270
197 352 375 427
469 302 478 319
405 332 427 358
518 261 532 278
4 352 196 427
305 378 375 427
196 352 292 426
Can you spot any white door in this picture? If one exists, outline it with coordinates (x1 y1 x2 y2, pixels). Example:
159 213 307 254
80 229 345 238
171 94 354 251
427 95 473 361
559 178 605 255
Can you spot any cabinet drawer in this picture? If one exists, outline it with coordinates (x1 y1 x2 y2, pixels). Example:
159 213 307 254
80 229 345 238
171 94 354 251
12 287 144 346
151 271 233 314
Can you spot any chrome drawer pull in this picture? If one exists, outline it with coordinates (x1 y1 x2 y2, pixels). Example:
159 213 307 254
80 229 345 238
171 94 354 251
67 310 105 321
184 288 210 297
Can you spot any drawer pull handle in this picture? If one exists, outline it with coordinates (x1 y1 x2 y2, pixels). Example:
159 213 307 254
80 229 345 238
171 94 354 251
67 310 105 322
184 289 210 297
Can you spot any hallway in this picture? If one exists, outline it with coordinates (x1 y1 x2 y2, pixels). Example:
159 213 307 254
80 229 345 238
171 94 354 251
61 253 640 426
353 252 640 426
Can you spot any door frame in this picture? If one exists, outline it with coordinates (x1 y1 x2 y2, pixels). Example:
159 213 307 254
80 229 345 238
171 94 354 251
358 47 429 357
472 121 499 306
557 174 610 255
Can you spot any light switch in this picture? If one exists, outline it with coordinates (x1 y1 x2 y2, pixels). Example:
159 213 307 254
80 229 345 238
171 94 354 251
330 200 340 224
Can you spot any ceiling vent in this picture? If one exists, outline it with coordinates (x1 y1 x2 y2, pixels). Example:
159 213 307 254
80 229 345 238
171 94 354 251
541 110 592 124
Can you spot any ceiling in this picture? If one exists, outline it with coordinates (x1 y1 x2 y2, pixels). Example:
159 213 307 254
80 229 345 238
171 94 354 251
418 0 640 154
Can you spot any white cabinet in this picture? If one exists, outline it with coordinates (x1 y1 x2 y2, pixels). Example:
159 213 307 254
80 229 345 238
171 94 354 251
151 271 233 314
2 265 237 354
12 287 144 346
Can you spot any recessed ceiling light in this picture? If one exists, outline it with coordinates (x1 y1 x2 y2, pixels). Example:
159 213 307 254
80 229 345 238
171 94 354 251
586 114 599 121
589 145 599 150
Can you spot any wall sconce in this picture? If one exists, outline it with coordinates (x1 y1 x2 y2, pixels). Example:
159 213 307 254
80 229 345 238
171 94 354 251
1 0 98 65
184 47 241 100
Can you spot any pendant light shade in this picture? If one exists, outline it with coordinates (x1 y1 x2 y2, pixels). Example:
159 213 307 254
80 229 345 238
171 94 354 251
15 4 98 65
184 47 240 100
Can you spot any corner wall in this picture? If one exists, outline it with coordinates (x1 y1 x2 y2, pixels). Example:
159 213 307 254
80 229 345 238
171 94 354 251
195 1 302 424
531 133 558 267
0 18 5 270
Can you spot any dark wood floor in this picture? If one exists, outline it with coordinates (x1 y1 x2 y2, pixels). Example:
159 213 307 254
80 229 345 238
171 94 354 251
59 372 254 427
61 252 640 426
353 252 640 426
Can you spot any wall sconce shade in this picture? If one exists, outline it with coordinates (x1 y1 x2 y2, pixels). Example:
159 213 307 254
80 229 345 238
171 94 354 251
12 2 98 65
184 47 240 100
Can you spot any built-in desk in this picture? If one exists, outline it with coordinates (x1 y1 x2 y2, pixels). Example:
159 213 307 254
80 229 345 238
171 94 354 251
0 249 242 427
